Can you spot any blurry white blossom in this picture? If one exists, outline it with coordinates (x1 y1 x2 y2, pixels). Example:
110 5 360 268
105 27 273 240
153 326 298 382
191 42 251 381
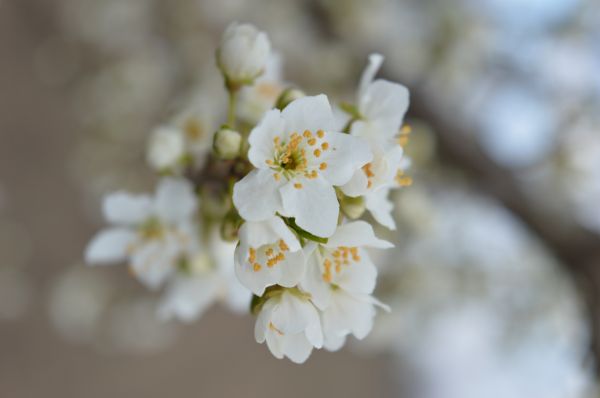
85 178 198 289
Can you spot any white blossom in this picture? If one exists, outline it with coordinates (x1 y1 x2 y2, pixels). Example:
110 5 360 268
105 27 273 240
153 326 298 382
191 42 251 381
85 178 198 289
255 289 323 364
341 54 410 229
233 95 372 238
217 22 271 86
300 221 392 350
234 217 305 296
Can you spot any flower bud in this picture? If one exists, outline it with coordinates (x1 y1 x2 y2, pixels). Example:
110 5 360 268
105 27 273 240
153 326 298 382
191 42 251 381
147 126 185 171
217 23 271 88
275 87 305 110
213 127 242 160
340 195 366 219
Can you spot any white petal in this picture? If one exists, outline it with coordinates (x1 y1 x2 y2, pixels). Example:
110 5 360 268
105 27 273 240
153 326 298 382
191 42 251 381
235 246 305 296
359 80 409 135
248 109 285 167
323 332 347 352
255 299 276 343
85 228 136 265
270 291 318 335
316 132 373 186
339 168 369 198
154 178 197 224
300 248 332 310
129 239 178 289
333 249 378 295
213 238 253 313
157 273 220 322
280 176 338 238
102 192 153 226
358 53 384 99
238 217 300 251
281 94 335 134
282 332 314 364
233 169 284 221
265 332 285 359
322 290 376 341
365 187 396 230
326 220 393 249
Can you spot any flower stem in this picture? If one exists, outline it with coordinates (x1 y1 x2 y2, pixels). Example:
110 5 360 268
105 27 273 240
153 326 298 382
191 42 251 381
227 88 238 128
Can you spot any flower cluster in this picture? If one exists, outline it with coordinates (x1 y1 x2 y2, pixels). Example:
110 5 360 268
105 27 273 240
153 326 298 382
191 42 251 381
85 22 411 363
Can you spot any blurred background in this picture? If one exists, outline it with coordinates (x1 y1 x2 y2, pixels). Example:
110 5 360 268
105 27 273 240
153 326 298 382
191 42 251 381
1 0 599 396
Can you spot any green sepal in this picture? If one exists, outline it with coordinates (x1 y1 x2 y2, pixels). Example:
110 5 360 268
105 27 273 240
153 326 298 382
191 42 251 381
282 217 328 244
339 102 361 119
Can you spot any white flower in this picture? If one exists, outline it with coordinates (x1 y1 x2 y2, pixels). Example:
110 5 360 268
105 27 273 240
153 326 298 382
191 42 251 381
147 126 186 171
255 289 323 363
85 178 198 289
340 54 410 229
233 95 373 238
300 221 392 350
234 217 305 296
217 22 271 86
351 53 409 147
158 237 251 322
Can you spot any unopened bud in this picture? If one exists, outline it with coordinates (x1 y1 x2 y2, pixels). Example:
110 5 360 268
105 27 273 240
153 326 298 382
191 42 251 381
147 126 185 171
217 23 271 88
275 88 305 110
213 127 242 160
340 195 366 219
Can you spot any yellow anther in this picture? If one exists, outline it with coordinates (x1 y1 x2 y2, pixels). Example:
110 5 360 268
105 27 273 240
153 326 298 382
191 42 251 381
319 162 327 170
321 142 329 151
294 182 303 189
308 138 317 146
317 130 325 138
265 248 274 257
273 173 281 181
253 263 262 272
303 130 312 138
313 149 321 157
249 248 257 263
278 239 289 251
305 170 317 179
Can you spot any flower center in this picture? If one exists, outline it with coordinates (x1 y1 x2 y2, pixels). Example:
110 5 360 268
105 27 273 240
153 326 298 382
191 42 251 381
248 239 290 272
139 217 164 240
265 130 330 185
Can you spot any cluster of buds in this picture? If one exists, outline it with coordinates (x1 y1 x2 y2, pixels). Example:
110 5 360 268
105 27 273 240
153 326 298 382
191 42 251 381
85 22 411 363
